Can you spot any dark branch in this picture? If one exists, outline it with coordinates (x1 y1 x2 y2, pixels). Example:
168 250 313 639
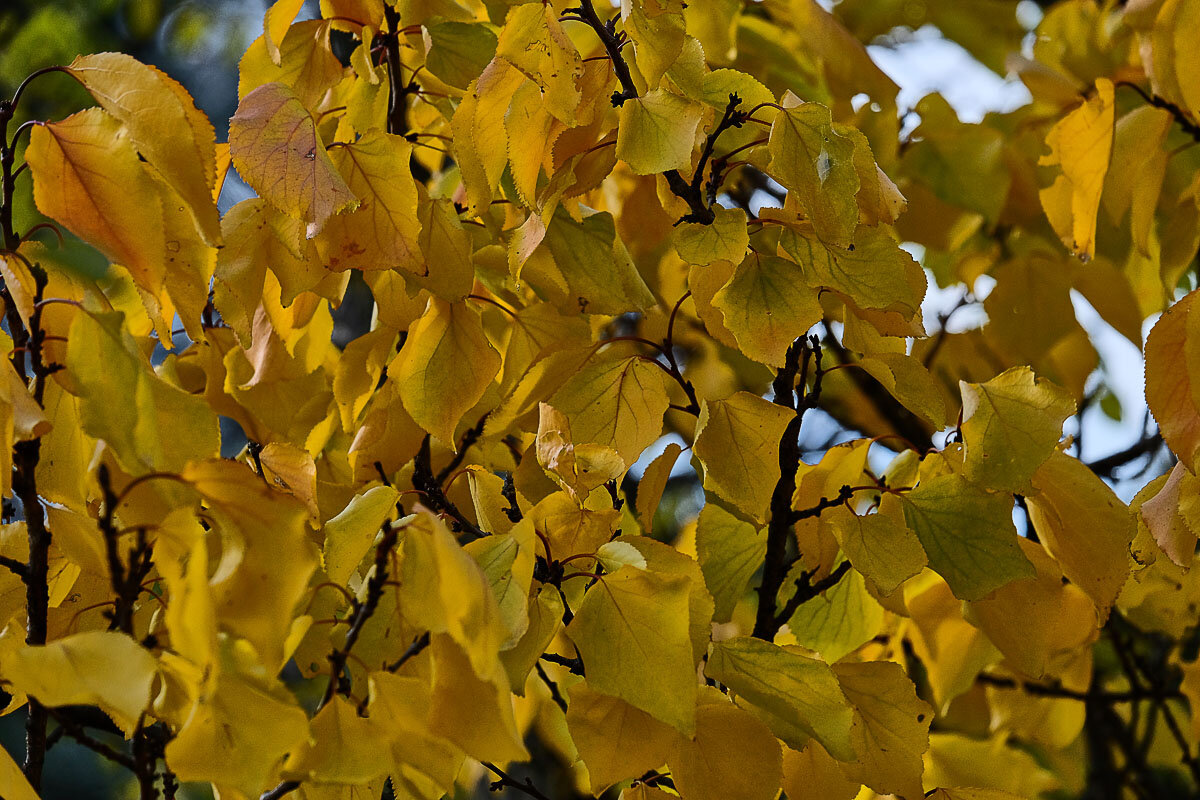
1086 432 1163 478
535 662 569 713
482 761 553 800
977 673 1183 704
774 560 852 627
753 337 812 640
412 436 487 540
385 631 431 673
0 553 26 579
1116 81 1200 143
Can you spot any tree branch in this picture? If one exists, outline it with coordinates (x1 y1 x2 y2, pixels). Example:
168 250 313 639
412 436 487 540
482 761 553 800
774 559 852 627
753 337 812 640
977 673 1183 704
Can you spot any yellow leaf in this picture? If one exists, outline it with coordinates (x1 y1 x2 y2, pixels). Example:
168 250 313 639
66 52 220 245
549 356 670 469
674 206 749 265
367 671 464 793
536 403 626 501
409 195 474 302
1038 78 1114 260
859 353 948 429
67 310 220 475
768 103 860 246
465 526 536 649
228 82 357 238
904 574 1001 708
0 742 39 800
500 584 563 693
617 90 704 175
183 459 320 671
959 366 1075 493
323 485 400 586
966 538 1098 678
451 59 526 214
1028 450 1135 617
1146 287 1200 472
694 392 794 524
926 790 1028 800
333 326 397 431
283 696 392 784
780 225 925 320
567 566 698 733
525 207 655 315
713 253 822 367
390 298 501 447
259 441 319 519
781 742 860 800
26 109 165 292
566 682 677 793
398 512 507 677
833 661 932 798
264 0 307 65
1103 106 1171 256
154 512 217 670
827 501 927 596
428 635 528 763
212 198 304 345
240 20 345 110
705 636 855 760
0 631 156 734
635 442 684 529
495 3 583 124
165 651 311 798
667 701 783 800
925 732 1059 797
319 131 422 271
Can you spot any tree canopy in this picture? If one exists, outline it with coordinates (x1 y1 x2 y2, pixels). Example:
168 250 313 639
0 1 1199 799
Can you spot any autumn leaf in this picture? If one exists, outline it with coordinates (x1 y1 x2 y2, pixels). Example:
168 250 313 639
228 81 357 238
1038 77 1115 260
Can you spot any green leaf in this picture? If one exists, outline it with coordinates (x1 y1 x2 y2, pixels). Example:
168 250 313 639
695 501 767 622
960 366 1075 493
617 89 704 175
425 21 498 90
706 636 855 760
900 473 1036 601
67 310 220 475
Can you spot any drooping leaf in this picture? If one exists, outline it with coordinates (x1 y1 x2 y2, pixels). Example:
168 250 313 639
390 298 501 447
694 393 794 523
706 636 855 760
567 566 698 734
768 103 860 246
66 52 220 245
26 109 165 291
1038 78 1115 260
